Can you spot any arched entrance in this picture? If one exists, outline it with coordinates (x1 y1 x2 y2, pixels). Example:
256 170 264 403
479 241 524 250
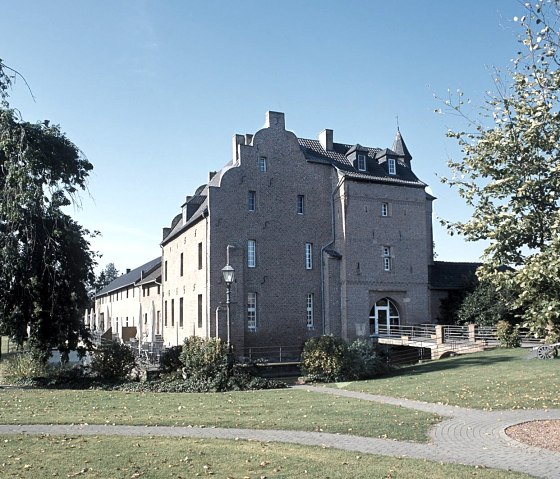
369 298 400 335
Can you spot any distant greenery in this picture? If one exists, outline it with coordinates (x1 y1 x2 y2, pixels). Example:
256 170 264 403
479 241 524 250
0 435 531 479
344 348 559 410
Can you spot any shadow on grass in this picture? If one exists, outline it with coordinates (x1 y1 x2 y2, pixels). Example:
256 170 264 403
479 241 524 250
387 351 519 378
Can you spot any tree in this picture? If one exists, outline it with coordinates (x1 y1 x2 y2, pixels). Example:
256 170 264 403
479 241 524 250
0 58 96 361
94 263 119 293
441 2 560 337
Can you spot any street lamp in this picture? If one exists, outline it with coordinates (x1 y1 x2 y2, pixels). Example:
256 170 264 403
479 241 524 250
221 264 235 346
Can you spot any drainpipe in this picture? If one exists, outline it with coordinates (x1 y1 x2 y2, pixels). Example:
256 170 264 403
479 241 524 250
320 172 346 335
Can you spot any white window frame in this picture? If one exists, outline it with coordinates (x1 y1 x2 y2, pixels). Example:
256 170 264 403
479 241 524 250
247 240 256 268
247 292 257 331
306 293 314 329
248 190 256 211
383 246 391 271
305 242 313 270
258 157 267 172
297 195 305 215
381 202 389 217
388 158 396 175
357 154 366 171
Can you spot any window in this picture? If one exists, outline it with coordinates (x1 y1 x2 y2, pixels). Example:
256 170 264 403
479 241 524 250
179 297 184 328
198 294 203 328
383 246 392 271
247 240 256 268
198 242 203 270
305 243 313 270
164 301 168 326
258 157 267 172
306 293 314 329
381 202 389 217
146 286 150 296
144 313 147 325
357 154 366 171
247 292 257 331
165 260 168 281
297 195 305 215
388 158 396 175
180 253 184 276
248 190 256 211
171 298 175 327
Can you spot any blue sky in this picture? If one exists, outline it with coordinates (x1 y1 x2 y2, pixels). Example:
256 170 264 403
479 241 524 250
2 1 522 273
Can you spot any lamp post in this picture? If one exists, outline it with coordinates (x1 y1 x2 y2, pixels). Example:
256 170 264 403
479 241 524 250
221 264 235 347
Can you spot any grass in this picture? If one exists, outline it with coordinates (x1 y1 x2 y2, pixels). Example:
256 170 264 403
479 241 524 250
342 347 560 410
0 388 441 442
0 434 534 479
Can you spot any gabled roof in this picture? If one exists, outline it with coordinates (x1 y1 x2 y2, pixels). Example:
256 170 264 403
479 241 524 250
96 257 161 296
429 261 481 290
298 138 425 187
137 264 162 286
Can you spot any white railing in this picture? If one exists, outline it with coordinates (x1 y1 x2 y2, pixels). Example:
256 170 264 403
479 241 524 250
239 346 303 364
376 324 436 339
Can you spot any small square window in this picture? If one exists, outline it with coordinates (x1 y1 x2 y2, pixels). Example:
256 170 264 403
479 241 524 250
388 158 396 175
357 154 366 171
258 157 267 172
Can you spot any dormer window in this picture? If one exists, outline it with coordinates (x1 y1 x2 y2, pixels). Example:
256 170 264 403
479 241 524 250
357 154 366 171
388 158 396 175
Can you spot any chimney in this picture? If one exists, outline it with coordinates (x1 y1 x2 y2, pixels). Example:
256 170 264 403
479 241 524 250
232 134 245 162
126 268 131 274
319 129 333 151
208 171 217 182
162 227 171 240
265 111 285 130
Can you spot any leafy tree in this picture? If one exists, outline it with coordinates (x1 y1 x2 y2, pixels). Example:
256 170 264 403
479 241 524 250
456 281 518 327
441 3 560 337
0 58 95 361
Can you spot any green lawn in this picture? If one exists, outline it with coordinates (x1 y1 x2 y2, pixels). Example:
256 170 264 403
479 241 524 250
0 388 440 442
0 435 533 479
342 348 560 410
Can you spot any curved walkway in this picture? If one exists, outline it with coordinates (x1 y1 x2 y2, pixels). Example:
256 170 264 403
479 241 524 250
1 385 559 478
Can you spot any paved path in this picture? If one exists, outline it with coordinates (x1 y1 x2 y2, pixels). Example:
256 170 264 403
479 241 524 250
1 385 559 478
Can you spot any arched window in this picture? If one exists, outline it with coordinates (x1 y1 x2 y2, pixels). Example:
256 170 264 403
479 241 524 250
369 297 400 335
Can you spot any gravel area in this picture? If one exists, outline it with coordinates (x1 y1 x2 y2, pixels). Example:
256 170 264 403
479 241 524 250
506 420 560 452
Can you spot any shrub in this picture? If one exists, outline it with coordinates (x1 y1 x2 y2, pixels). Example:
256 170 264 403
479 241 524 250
0 352 49 382
180 336 230 382
496 320 521 348
90 341 136 380
301 336 391 383
301 335 350 382
347 339 390 379
159 345 184 373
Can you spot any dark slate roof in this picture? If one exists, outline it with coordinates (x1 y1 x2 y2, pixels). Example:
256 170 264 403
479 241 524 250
392 129 412 161
137 264 162 286
429 261 481 290
298 138 425 187
97 257 161 296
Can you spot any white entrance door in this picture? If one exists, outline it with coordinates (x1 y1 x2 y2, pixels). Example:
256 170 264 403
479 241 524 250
369 298 400 336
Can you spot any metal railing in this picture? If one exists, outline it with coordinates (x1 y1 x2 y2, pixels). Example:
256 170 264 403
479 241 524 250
239 345 303 364
376 324 436 340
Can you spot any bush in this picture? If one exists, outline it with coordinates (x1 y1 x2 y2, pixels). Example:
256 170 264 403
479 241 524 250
90 341 136 380
159 345 184 373
301 336 391 383
0 352 49 382
347 339 390 379
496 320 521 348
301 335 350 382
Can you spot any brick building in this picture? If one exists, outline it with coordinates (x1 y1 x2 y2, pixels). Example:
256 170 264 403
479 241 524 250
159 111 441 352
88 111 475 353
